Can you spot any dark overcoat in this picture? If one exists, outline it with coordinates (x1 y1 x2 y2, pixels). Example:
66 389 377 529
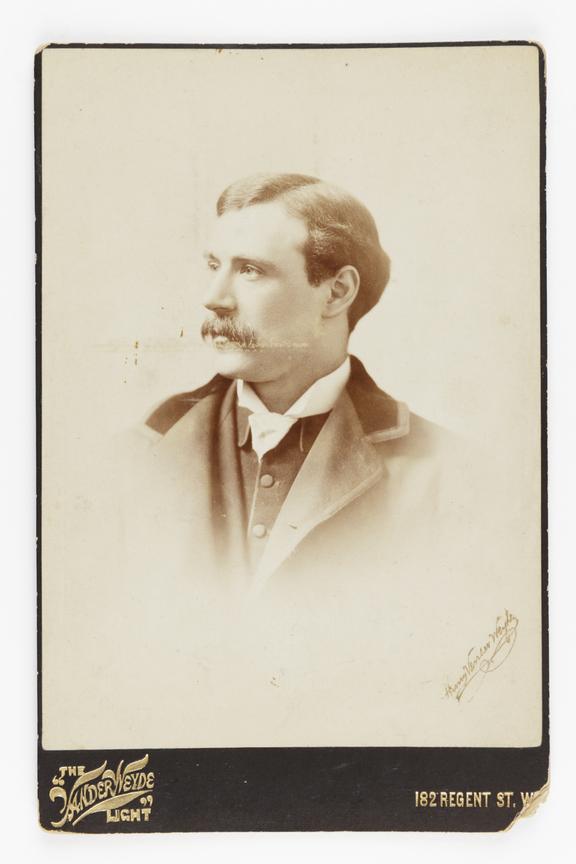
137 356 473 600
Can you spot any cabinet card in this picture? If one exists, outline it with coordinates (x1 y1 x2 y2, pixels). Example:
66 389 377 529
36 42 548 832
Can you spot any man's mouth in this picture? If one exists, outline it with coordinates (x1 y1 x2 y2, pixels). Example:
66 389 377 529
201 318 259 351
212 335 240 350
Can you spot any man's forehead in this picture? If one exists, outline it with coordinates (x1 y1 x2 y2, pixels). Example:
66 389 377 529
207 201 308 260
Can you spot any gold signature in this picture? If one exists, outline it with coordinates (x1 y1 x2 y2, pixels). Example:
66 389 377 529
49 754 154 828
444 610 518 702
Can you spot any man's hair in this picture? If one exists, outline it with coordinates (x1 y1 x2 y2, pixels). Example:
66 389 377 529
216 173 390 331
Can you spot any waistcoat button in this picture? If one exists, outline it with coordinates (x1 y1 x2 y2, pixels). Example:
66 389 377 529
260 474 274 488
252 523 267 539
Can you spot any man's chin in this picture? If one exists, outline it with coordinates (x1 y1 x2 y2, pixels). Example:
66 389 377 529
210 347 260 380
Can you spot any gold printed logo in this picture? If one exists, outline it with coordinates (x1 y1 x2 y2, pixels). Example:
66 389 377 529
48 754 155 828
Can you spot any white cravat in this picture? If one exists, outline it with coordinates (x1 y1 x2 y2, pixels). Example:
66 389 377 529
237 357 351 461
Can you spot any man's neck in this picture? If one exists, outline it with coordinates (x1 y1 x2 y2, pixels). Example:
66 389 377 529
249 352 349 414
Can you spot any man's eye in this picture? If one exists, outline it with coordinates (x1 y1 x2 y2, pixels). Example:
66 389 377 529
206 260 220 271
239 263 261 278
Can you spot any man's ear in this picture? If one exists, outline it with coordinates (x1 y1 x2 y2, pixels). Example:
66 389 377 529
322 265 360 319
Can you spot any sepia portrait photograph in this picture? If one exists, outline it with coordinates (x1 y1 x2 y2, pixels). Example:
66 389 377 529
37 42 547 831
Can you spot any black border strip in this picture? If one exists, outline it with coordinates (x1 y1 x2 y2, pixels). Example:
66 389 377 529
34 48 43 775
538 41 549 780
42 40 534 49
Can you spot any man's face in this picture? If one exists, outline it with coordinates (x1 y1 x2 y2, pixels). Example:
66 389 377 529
201 201 328 382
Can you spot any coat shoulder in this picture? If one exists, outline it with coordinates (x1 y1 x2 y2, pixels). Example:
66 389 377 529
401 411 456 457
145 375 230 435
348 356 455 459
378 411 469 473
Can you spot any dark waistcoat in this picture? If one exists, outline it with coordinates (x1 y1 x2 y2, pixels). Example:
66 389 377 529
217 394 329 576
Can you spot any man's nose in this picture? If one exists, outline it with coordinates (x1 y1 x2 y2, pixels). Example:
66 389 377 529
203 269 237 314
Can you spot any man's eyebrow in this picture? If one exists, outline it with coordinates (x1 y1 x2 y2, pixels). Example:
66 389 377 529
232 255 277 270
203 251 277 271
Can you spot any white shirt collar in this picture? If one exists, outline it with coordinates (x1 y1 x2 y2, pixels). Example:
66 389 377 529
236 356 351 419
236 357 351 461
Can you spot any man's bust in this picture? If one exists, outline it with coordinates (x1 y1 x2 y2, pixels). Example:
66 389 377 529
138 173 463 597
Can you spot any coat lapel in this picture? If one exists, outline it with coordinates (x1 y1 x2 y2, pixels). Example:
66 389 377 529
151 380 250 584
253 389 385 589
150 387 223 566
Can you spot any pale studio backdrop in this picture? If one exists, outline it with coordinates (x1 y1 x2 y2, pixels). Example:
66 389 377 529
40 46 542 748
